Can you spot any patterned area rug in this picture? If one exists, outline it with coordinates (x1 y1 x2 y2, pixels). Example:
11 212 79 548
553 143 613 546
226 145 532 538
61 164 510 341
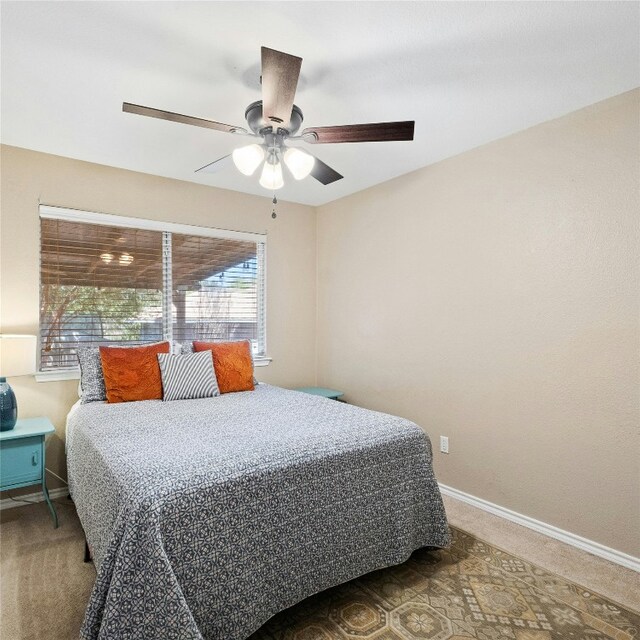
250 527 639 640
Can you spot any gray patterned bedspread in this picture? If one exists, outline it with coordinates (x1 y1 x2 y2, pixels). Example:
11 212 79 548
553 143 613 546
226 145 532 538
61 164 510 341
66 384 450 640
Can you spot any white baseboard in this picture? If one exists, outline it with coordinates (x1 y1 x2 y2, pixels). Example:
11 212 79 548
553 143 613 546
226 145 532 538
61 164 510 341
0 487 69 511
439 483 640 573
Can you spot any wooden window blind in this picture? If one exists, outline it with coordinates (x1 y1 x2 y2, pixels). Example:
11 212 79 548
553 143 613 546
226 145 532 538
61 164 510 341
170 233 265 354
39 213 266 371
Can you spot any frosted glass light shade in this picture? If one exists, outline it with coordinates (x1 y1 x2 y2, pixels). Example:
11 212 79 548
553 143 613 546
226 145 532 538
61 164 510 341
0 334 37 377
284 147 315 180
232 144 265 176
259 160 284 190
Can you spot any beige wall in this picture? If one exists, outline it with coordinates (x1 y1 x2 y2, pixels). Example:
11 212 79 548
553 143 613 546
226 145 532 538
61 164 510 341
0 146 317 489
316 89 640 557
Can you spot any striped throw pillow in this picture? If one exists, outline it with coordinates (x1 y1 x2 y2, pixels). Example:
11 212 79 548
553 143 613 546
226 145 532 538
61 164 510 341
157 351 219 401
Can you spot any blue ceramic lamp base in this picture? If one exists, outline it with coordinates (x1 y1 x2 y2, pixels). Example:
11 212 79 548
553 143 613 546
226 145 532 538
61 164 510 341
0 377 18 431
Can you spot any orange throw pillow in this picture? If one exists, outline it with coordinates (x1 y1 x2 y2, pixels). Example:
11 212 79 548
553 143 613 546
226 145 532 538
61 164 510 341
193 340 255 394
100 342 170 403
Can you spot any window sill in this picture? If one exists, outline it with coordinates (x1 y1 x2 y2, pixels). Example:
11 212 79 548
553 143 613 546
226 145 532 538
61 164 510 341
35 357 272 382
35 369 80 383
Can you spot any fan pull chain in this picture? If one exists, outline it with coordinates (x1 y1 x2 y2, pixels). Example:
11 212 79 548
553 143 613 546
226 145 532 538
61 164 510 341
271 195 278 219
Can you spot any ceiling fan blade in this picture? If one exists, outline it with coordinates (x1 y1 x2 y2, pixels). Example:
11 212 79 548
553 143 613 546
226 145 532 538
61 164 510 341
195 154 233 174
301 121 415 144
123 103 247 134
261 47 302 127
309 155 343 185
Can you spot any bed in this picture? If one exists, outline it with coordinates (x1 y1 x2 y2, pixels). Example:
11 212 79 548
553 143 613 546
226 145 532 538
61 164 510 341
66 383 450 640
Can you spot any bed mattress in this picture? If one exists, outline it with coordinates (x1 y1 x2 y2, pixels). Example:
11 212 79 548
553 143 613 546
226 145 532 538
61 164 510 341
66 384 450 640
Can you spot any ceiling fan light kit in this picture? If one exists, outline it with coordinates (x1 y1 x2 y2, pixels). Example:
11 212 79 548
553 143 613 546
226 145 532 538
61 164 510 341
123 46 415 193
284 147 315 180
259 151 284 190
232 144 265 176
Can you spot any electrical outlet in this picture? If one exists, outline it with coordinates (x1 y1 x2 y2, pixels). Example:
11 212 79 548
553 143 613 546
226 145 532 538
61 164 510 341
440 436 449 454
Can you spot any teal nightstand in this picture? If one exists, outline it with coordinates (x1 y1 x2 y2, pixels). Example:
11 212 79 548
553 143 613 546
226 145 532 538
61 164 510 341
295 387 344 401
0 417 58 528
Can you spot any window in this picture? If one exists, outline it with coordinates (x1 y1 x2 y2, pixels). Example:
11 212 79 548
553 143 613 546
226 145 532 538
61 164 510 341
39 206 266 372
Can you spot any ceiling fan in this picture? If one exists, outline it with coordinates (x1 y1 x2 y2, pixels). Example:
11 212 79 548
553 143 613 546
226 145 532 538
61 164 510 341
123 46 415 190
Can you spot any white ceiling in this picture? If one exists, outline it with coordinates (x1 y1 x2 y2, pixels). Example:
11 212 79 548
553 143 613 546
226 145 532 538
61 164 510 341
1 2 638 207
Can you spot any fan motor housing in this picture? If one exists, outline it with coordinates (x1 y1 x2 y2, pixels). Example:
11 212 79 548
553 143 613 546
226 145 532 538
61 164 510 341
245 100 303 136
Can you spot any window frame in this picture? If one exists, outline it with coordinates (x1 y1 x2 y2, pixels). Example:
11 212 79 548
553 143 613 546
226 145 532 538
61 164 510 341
36 205 270 382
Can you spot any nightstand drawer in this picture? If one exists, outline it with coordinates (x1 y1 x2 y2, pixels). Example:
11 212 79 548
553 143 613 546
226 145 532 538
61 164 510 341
0 436 42 488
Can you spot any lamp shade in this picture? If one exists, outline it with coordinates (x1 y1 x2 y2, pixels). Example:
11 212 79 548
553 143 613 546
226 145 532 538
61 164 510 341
232 144 265 176
259 159 284 190
0 334 37 377
284 147 315 180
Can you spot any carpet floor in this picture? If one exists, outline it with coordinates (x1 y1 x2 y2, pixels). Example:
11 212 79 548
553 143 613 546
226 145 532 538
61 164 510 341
1 498 638 640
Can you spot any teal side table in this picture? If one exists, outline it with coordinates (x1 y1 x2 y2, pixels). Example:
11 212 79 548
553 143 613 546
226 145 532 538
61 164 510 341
295 387 344 401
0 417 58 528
